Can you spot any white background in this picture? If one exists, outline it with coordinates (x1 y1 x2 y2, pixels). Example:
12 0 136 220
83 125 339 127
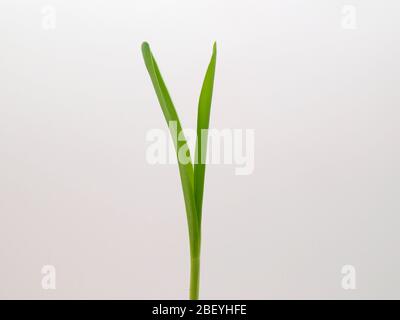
0 0 399 299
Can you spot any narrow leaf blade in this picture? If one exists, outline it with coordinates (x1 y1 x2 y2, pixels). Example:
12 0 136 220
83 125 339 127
194 42 217 224
141 42 200 256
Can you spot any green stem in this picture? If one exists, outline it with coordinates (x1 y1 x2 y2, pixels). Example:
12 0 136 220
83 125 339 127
189 256 200 300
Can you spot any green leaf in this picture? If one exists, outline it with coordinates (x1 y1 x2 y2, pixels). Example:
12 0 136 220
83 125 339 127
194 42 217 225
141 42 200 258
141 42 217 300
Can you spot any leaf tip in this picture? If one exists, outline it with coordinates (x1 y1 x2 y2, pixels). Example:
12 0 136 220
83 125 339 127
141 41 150 54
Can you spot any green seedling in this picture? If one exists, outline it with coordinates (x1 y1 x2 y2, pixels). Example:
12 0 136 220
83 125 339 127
141 42 217 299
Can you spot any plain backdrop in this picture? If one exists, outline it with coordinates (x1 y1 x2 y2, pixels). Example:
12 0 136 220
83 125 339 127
0 0 399 299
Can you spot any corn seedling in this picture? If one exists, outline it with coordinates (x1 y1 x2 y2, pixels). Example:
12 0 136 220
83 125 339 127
141 42 217 299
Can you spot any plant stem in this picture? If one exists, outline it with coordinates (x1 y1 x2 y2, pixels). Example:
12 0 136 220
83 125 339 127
189 255 200 300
